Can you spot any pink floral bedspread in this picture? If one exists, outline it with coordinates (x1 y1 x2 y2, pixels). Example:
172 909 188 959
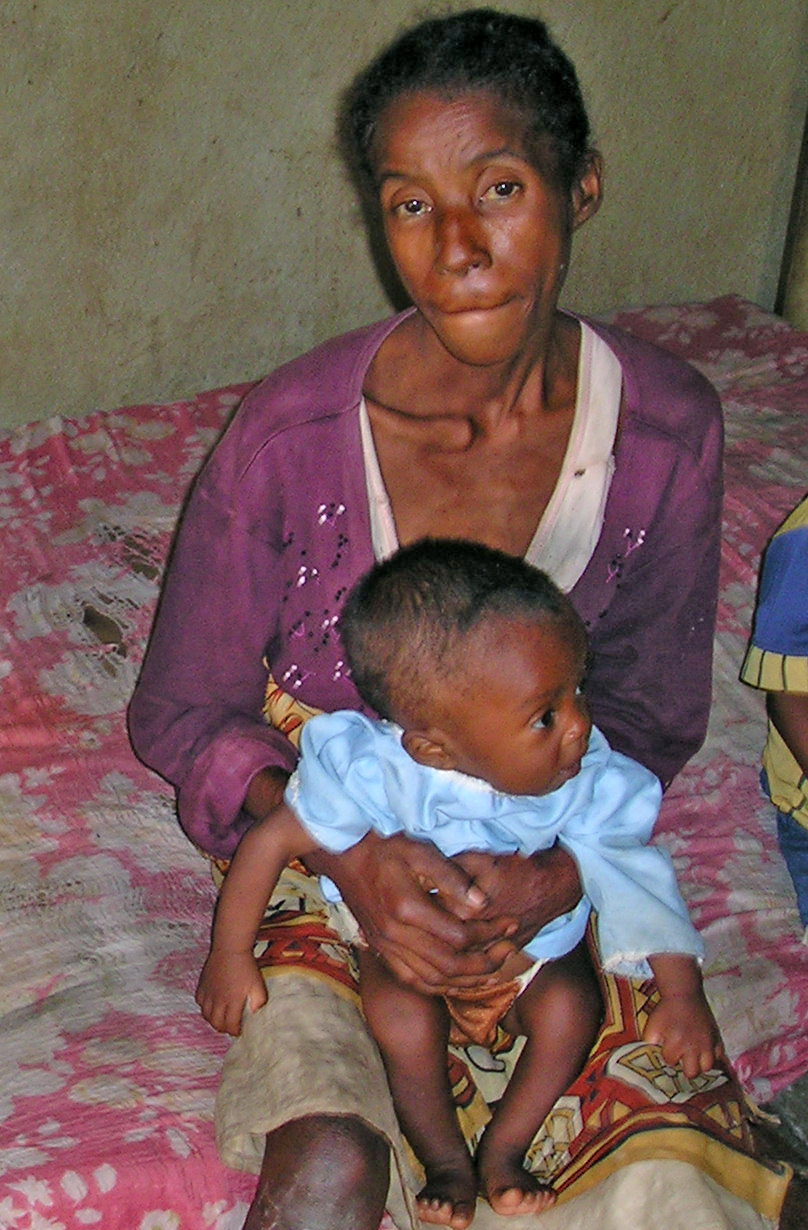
1 296 806 1229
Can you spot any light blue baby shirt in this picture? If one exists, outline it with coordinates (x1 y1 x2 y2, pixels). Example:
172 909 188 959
284 712 704 977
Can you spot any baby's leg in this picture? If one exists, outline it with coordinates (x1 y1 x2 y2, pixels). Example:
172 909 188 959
476 941 601 1217
359 950 477 1229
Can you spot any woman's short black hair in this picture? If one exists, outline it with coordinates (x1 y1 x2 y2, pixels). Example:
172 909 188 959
341 7 591 193
339 537 585 724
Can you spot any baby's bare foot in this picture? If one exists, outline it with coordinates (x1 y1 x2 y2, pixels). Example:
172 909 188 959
476 1147 555 1217
417 1160 477 1228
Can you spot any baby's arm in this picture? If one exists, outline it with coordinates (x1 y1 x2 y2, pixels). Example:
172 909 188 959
196 801 316 1036
643 952 722 1078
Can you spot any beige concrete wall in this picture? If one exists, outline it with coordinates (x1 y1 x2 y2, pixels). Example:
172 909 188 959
2 0 807 427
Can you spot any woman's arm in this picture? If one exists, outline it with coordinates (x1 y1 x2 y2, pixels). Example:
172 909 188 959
584 526 720 787
573 326 723 786
579 437 721 782
128 437 300 860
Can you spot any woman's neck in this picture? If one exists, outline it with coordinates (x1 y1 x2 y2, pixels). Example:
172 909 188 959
364 309 580 440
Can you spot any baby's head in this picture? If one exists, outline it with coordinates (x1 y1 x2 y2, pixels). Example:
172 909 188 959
339 539 591 796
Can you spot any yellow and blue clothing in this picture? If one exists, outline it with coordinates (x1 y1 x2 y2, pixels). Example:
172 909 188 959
741 492 808 924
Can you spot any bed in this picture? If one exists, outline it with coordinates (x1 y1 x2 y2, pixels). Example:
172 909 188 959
1 294 806 1229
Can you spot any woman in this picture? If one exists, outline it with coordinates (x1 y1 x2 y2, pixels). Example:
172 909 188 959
129 10 781 1230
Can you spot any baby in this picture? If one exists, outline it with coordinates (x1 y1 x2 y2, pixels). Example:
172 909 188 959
197 539 721 1227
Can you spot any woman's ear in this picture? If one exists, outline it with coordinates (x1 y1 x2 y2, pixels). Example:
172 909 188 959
571 151 603 230
402 728 458 771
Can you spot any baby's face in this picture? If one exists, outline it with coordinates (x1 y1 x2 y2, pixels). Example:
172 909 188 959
438 615 591 796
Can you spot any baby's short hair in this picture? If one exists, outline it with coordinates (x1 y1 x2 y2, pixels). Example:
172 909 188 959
339 538 584 724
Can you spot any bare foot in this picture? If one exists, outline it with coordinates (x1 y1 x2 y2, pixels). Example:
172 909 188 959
476 1146 555 1217
417 1159 478 1228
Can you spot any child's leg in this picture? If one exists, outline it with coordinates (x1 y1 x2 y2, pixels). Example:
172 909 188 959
476 940 601 1217
359 949 477 1230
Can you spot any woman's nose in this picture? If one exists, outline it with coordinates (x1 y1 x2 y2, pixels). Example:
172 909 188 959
434 207 489 274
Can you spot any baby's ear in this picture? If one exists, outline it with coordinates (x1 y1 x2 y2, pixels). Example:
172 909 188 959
402 728 457 771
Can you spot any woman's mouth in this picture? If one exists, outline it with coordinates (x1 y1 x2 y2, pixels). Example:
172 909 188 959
440 299 509 316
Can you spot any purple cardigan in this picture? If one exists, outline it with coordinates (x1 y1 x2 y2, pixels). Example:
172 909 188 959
128 313 723 860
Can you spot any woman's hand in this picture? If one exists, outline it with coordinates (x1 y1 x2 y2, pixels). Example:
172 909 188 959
306 836 583 995
306 831 520 995
453 845 583 950
196 947 267 1037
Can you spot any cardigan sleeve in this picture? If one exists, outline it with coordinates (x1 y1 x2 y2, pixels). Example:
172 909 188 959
128 420 300 861
573 328 723 787
127 319 395 861
586 472 721 786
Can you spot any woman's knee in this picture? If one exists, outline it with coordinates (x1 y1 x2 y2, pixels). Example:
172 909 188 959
246 1115 389 1230
265 1112 389 1183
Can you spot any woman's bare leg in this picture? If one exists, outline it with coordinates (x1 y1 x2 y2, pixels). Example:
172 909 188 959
360 950 477 1230
476 942 601 1217
243 1114 389 1230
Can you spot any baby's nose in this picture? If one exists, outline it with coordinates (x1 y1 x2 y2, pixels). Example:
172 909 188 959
565 706 591 746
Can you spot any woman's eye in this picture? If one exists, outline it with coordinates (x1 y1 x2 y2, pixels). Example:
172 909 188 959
483 180 521 200
392 197 429 218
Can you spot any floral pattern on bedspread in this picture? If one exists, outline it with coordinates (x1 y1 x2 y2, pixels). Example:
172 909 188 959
0 297 806 1226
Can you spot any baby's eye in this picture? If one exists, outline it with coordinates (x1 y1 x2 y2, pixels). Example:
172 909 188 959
532 709 555 731
483 180 521 201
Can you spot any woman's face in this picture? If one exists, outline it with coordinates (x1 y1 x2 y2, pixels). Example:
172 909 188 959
372 89 600 368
